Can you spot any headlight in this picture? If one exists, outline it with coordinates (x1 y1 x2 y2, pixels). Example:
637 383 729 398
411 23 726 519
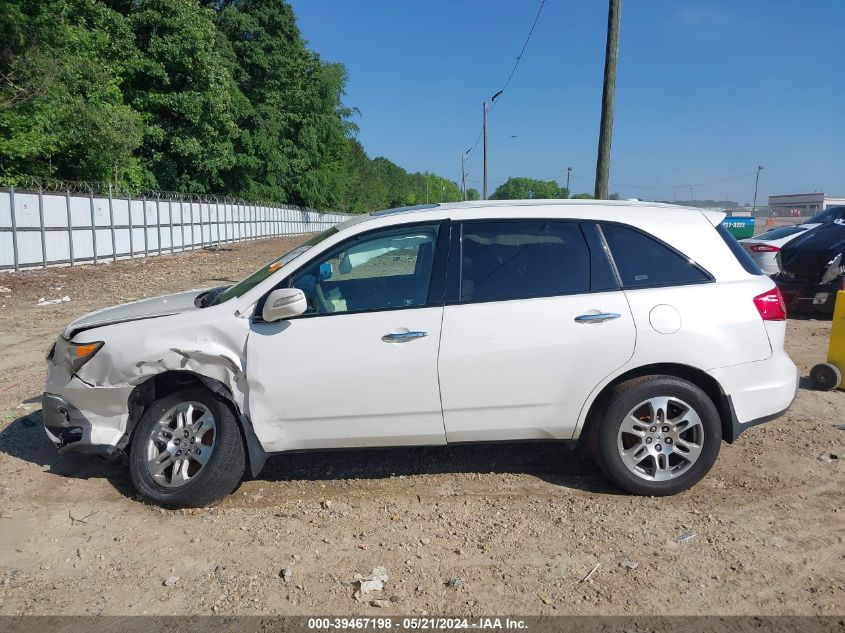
821 253 844 284
54 338 104 374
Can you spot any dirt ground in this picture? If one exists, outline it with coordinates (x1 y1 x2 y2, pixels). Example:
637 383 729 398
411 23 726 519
0 237 842 617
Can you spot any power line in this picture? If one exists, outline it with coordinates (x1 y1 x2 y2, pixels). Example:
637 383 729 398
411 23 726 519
465 0 547 160
490 0 548 112
566 170 758 191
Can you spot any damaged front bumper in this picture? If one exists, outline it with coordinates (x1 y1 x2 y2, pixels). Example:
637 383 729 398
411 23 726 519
43 363 133 457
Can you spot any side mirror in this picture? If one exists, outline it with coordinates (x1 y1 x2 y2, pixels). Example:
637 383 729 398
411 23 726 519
262 288 307 322
339 253 352 274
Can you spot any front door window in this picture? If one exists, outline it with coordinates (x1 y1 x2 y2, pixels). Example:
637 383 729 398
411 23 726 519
290 224 440 315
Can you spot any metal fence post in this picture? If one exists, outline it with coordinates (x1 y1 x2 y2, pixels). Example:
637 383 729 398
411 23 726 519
199 201 205 248
155 196 162 254
128 193 134 259
189 200 195 249
89 189 98 264
65 189 75 266
9 187 19 271
168 198 174 254
179 198 185 252
142 196 149 256
108 184 117 262
224 198 229 244
235 202 241 241
38 185 47 268
215 198 221 247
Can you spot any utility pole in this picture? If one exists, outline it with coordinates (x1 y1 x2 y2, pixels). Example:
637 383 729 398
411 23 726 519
752 165 763 214
566 167 572 198
461 153 467 201
483 101 489 200
594 0 621 200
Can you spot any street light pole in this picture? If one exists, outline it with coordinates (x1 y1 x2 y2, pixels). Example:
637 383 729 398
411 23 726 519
566 167 572 198
752 165 763 215
482 101 489 200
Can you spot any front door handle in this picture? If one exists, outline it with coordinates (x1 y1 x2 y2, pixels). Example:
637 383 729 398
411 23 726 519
382 331 428 343
574 312 621 324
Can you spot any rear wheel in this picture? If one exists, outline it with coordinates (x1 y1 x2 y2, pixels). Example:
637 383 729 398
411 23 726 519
129 387 245 508
588 375 722 496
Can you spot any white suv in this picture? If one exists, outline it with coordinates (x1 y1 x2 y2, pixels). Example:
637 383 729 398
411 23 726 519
43 200 799 506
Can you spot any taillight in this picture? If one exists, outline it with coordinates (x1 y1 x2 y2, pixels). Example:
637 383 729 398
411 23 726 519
750 244 780 253
754 288 787 321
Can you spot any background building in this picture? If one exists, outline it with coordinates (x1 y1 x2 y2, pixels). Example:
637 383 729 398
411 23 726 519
768 193 845 217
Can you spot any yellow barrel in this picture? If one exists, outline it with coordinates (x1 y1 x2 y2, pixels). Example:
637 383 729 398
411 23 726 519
828 290 845 388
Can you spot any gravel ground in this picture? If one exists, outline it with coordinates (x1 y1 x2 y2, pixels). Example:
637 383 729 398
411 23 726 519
0 237 842 616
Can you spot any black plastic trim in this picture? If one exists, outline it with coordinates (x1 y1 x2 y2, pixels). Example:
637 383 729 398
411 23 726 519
723 394 793 443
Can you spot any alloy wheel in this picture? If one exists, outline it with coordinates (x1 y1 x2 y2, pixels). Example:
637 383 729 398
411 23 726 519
616 396 704 481
145 401 216 488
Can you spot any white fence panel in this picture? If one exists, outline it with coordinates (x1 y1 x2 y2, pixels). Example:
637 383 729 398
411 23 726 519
0 187 351 271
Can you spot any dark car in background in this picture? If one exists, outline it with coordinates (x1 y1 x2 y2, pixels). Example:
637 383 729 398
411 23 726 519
773 221 845 315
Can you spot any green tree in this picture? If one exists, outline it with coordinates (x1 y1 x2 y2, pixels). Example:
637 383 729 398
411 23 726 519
0 0 143 187
124 0 241 192
209 0 355 208
490 177 569 200
0 0 471 213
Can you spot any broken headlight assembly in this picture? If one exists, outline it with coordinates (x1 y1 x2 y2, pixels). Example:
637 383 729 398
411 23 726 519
52 337 104 374
820 253 845 285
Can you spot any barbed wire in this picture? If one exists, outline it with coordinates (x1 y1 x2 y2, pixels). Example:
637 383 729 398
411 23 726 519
0 173 319 212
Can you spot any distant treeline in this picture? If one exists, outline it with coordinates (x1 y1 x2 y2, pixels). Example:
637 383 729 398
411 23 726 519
0 0 475 212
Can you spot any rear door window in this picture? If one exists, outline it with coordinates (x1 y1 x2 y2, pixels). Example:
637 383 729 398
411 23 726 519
601 223 712 288
459 220 591 302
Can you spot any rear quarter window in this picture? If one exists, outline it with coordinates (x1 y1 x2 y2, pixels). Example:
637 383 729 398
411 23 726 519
600 223 712 288
716 223 764 275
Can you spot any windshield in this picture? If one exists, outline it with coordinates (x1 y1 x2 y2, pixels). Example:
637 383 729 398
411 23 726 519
805 206 845 225
753 226 806 241
207 227 339 306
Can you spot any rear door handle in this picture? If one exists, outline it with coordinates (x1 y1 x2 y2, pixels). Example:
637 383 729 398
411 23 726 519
382 331 428 343
574 312 621 324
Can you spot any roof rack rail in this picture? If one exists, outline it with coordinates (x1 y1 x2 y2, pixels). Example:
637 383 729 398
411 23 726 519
370 203 440 217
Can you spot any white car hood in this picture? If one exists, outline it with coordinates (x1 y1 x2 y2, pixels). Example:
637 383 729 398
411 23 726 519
64 289 208 338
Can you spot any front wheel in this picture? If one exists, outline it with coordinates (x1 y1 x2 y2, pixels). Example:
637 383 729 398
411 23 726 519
588 375 722 496
129 387 245 508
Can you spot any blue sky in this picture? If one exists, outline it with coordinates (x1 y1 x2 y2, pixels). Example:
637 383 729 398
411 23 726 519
288 0 844 204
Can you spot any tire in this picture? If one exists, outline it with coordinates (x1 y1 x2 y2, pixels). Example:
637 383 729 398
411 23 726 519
129 387 245 508
588 375 722 496
809 363 841 391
